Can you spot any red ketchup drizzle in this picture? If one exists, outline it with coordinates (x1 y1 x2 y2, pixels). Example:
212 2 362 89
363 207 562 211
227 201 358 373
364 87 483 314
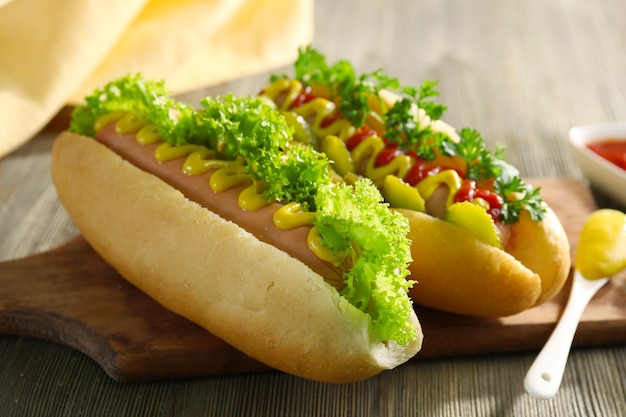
375 144 403 167
287 85 316 109
454 179 503 221
404 160 442 186
320 113 341 128
345 126 380 150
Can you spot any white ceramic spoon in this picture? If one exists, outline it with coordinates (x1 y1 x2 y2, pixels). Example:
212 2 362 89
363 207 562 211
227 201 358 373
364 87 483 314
524 209 626 399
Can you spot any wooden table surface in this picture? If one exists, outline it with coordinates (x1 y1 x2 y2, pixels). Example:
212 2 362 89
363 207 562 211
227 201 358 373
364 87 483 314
2 0 626 415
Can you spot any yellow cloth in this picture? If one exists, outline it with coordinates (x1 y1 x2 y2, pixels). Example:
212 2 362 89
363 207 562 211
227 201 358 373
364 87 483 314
0 0 313 158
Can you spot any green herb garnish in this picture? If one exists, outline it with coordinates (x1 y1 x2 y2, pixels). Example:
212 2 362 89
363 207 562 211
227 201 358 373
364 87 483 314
443 128 546 223
384 81 449 160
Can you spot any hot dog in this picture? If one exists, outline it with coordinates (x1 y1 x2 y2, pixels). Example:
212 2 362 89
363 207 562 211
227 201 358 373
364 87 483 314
51 75 423 383
258 46 571 317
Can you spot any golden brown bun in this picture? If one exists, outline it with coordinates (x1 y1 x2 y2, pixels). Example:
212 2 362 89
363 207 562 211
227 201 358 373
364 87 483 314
50 132 422 383
505 207 571 306
398 208 570 317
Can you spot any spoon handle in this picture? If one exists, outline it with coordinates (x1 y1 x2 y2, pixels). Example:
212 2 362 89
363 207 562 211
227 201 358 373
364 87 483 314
524 271 608 399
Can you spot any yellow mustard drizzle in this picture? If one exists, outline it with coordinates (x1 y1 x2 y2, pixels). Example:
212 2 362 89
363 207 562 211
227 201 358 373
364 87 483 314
307 227 347 267
261 78 303 111
239 180 272 211
93 110 345 267
115 112 150 135
292 99 356 140
208 159 252 193
364 152 413 187
136 124 162 145
348 134 414 186
416 170 462 210
181 148 219 175
350 135 385 168
154 143 207 163
94 111 127 132
319 118 356 141
273 202 316 230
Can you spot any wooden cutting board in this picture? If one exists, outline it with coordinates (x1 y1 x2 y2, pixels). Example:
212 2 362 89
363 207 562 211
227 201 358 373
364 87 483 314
1 178 625 382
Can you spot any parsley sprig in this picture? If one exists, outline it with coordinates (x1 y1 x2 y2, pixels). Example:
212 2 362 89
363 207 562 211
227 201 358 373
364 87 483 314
443 128 546 223
496 177 545 223
384 82 449 160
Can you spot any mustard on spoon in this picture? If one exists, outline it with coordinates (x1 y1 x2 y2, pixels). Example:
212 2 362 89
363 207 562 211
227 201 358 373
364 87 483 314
524 209 626 399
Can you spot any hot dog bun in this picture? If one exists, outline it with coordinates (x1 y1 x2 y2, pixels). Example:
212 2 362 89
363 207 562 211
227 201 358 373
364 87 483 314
51 131 422 383
399 207 570 316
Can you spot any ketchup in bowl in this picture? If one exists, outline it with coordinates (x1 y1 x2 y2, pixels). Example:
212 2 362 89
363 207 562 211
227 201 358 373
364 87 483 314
587 139 626 170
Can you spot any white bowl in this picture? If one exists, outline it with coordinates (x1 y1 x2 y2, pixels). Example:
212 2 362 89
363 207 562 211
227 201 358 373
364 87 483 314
569 122 626 208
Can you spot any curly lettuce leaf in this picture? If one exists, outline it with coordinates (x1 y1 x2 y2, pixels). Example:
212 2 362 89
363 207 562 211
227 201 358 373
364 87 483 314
314 179 416 345
70 74 167 136
199 94 331 210
69 73 197 145
70 74 418 345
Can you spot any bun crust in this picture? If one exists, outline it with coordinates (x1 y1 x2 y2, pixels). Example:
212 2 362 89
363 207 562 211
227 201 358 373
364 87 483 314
51 132 422 383
505 207 571 306
399 208 570 317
